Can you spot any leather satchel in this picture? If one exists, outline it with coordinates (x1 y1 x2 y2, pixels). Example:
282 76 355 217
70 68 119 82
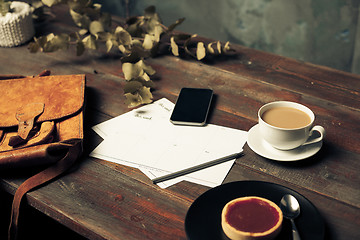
0 73 85 240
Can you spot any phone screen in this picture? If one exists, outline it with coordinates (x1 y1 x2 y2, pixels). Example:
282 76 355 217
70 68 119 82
170 88 213 126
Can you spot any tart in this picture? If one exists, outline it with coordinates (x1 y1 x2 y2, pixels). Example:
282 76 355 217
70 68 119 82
221 196 283 240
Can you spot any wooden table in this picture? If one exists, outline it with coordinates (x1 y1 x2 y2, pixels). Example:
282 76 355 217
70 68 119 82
1 6 359 240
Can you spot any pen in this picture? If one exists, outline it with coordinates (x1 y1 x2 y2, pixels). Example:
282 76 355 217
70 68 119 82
152 151 244 184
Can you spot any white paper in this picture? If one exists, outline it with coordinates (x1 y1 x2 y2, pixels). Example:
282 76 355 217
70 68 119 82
90 98 247 188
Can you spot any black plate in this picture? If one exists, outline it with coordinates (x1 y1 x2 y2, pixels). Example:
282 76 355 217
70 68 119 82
185 181 324 240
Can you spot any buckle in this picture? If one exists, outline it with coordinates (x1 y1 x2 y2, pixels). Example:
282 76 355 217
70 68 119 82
8 103 44 147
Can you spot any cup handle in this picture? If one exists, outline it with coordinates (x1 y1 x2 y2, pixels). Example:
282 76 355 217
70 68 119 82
303 125 325 146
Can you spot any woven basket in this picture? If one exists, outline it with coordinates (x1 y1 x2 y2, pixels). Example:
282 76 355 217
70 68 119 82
0 1 34 47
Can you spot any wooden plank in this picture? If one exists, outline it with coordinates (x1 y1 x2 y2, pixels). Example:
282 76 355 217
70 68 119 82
1 159 191 240
2 155 358 240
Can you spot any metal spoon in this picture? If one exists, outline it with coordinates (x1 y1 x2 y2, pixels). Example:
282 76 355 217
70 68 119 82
280 194 301 240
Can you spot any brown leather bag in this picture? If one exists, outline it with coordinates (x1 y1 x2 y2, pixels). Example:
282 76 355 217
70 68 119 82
0 73 85 240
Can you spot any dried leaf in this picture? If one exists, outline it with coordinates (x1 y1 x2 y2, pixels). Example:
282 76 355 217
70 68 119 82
93 3 102 10
143 18 162 37
105 39 113 52
142 72 150 81
138 86 153 104
122 62 144 80
118 45 127 53
126 17 142 37
131 76 154 87
41 0 61 7
132 39 142 46
70 9 90 29
207 42 215 54
27 4 229 108
223 41 231 53
143 34 154 50
46 33 55 41
136 60 156 76
124 86 153 108
82 35 97 50
144 5 161 23
121 44 150 62
89 20 104 36
217 41 221 54
28 35 48 53
137 5 163 37
28 42 40 53
153 25 162 42
123 80 143 94
78 29 88 35
170 36 179 56
144 6 156 16
115 27 132 45
0 0 11 16
97 32 111 41
124 92 142 108
115 26 125 33
196 42 206 60
43 33 70 52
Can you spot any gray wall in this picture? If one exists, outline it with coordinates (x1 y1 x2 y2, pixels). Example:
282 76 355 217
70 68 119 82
97 0 360 74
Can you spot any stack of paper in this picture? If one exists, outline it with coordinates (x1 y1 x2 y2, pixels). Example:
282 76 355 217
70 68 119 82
90 98 247 188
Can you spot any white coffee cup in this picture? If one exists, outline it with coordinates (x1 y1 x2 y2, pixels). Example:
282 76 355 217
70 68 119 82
258 101 325 150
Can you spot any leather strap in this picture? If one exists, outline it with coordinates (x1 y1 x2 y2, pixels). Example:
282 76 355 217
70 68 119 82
7 121 55 150
0 70 50 80
15 103 44 142
8 139 82 240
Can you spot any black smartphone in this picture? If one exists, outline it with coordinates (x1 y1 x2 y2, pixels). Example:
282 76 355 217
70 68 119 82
170 87 213 126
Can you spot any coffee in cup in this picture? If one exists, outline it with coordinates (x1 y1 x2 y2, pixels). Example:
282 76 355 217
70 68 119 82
258 101 325 150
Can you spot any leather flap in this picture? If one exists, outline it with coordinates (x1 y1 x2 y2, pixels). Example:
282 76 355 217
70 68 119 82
0 75 85 128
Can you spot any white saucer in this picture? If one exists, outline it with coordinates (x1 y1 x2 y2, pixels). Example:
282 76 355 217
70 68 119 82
247 124 323 161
